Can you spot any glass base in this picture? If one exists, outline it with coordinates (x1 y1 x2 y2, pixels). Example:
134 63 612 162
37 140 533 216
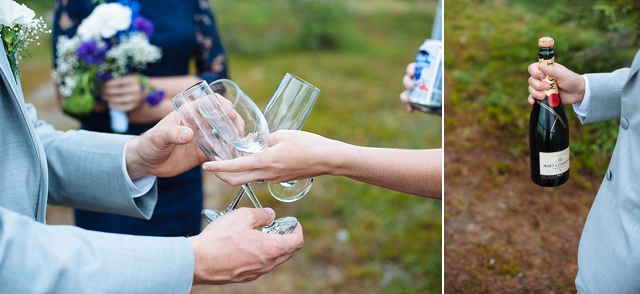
268 178 314 202
201 208 226 223
261 216 298 234
202 209 298 235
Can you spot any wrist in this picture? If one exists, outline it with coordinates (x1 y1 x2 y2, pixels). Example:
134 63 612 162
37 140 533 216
187 236 206 285
578 74 588 104
125 137 149 180
325 139 353 177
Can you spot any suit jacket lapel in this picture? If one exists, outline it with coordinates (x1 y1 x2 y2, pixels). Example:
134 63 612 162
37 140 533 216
0 42 48 222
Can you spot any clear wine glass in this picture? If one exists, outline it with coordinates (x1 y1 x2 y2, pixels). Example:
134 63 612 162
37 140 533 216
263 73 320 202
172 80 297 234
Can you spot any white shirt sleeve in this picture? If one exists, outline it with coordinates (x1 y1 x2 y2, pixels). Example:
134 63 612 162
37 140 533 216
572 75 590 117
122 140 156 198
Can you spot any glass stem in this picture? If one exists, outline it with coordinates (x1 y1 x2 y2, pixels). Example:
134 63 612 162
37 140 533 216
227 188 245 211
241 183 263 208
241 183 283 231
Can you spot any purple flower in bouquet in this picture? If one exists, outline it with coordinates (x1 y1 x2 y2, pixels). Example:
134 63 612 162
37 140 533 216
132 17 153 38
96 72 112 82
144 89 165 106
76 39 108 64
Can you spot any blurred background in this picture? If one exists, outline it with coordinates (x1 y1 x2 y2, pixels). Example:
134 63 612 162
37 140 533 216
445 0 640 292
21 0 441 293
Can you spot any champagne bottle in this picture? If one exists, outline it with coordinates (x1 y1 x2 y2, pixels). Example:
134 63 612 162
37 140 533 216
529 37 570 187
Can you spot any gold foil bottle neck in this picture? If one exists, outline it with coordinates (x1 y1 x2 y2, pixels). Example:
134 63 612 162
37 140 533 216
538 37 554 48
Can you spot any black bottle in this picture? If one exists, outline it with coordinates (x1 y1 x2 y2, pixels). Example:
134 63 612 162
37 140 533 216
529 37 570 187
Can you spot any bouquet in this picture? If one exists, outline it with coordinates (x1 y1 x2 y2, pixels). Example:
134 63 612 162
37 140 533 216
0 0 50 79
51 0 162 132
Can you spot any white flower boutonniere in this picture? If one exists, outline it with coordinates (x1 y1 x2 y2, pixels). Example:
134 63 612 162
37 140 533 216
0 0 50 79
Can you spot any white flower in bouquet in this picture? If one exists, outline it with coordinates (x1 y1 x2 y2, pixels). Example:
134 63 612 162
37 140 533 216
102 32 161 79
51 36 79 76
76 3 132 40
60 75 78 97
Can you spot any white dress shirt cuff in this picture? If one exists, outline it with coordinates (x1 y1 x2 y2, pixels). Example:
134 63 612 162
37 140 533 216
123 139 156 198
572 75 590 117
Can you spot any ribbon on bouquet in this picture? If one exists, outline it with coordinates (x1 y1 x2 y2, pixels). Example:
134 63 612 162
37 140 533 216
109 109 129 133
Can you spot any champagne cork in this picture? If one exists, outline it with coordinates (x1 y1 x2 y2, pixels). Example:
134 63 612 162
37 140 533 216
538 37 554 48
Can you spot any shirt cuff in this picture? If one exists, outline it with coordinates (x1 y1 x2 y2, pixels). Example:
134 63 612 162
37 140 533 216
123 139 156 198
572 75 590 117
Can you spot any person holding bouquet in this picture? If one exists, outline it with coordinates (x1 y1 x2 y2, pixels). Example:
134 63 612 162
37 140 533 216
52 0 228 236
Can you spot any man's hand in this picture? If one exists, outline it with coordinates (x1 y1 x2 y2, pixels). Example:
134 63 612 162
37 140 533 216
527 61 586 105
188 207 304 284
125 111 208 179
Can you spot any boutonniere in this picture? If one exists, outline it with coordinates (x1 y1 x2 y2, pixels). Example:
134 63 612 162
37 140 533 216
0 0 50 80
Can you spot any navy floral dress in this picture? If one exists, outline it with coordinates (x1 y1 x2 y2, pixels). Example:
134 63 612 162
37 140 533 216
53 0 228 236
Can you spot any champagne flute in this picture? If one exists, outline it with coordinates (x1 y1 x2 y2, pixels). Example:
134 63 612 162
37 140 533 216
263 73 320 202
172 80 297 234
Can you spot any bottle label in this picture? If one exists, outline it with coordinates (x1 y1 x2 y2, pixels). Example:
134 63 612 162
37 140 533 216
539 57 561 107
539 146 570 176
409 39 443 113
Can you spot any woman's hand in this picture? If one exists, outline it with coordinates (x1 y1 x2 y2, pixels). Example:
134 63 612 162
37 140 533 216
202 130 331 186
101 74 145 112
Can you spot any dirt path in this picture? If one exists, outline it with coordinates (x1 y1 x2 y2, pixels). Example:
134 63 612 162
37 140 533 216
444 124 599 293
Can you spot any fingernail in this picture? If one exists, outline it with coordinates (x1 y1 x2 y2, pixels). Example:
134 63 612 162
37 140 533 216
202 164 210 171
179 130 188 142
265 207 275 219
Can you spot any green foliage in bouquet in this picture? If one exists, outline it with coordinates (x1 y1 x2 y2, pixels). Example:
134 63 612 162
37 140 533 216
60 69 97 115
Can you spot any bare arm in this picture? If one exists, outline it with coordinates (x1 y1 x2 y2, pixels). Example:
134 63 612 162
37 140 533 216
331 142 442 199
203 130 442 199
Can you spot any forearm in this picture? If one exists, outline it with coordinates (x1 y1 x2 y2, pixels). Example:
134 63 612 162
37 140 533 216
129 75 202 123
328 141 442 199
580 68 628 124
0 206 193 293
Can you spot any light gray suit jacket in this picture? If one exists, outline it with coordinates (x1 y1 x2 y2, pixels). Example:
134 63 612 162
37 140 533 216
0 45 194 293
574 50 640 293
